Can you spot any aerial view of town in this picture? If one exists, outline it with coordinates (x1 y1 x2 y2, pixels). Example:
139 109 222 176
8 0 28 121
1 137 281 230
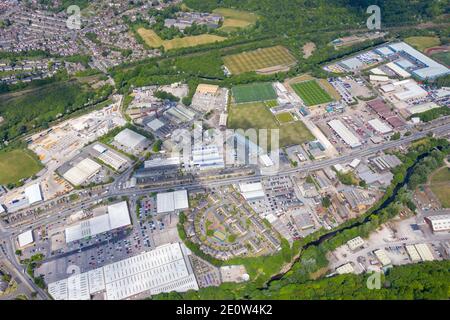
0 0 449 306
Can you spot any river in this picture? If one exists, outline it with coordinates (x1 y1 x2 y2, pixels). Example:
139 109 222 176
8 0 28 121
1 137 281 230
262 148 436 289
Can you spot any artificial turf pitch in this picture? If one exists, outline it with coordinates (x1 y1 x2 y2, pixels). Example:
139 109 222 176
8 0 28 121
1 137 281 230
232 83 277 104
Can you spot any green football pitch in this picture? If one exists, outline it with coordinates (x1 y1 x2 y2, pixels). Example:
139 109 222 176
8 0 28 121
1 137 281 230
232 83 277 104
291 80 333 106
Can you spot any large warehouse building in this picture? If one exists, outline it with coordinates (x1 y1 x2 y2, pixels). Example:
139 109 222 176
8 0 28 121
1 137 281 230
156 190 189 214
328 119 361 148
113 128 148 151
388 42 450 80
239 182 265 201
63 158 102 186
17 229 34 248
48 242 199 300
368 119 393 134
24 183 43 205
93 144 128 171
65 201 131 243
425 214 450 233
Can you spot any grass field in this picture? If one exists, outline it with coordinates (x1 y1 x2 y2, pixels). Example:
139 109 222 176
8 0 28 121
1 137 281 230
232 83 277 104
265 100 278 108
137 28 227 51
213 8 259 33
0 149 42 185
431 51 450 66
223 45 296 75
291 80 333 106
276 112 294 123
430 167 450 208
228 102 314 147
405 36 441 52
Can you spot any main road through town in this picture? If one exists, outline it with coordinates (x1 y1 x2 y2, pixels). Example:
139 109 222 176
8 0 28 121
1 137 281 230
0 118 449 300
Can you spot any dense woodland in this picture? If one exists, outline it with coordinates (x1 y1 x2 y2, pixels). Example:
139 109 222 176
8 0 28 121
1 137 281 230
0 80 113 143
184 0 448 34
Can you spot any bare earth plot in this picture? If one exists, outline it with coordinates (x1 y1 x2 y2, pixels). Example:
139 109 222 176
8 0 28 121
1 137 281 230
223 45 297 75
228 102 314 147
137 28 227 51
302 42 316 58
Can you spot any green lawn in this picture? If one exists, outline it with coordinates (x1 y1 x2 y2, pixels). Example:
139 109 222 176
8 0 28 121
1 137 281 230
405 36 440 52
223 45 297 75
431 51 450 67
276 112 294 123
265 100 278 108
291 80 333 106
232 83 277 104
228 102 314 147
213 8 259 33
430 167 450 208
0 149 42 185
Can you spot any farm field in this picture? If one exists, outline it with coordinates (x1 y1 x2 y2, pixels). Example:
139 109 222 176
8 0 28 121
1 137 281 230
431 51 450 67
228 102 314 147
232 83 277 104
0 149 42 185
223 45 297 75
405 36 441 52
290 80 333 106
213 8 259 32
430 167 450 208
137 28 227 50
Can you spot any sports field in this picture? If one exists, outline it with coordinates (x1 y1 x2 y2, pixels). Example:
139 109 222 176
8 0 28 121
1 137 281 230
232 83 277 104
291 80 333 106
137 28 227 51
276 112 294 123
213 8 258 33
0 149 42 185
223 45 297 75
265 100 278 108
430 167 450 208
228 102 314 147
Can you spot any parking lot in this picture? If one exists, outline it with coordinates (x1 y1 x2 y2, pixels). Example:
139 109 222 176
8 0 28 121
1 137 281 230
34 202 180 284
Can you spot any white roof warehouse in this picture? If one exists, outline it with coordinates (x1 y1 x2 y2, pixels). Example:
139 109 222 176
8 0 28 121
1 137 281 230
156 190 189 214
63 158 102 186
48 242 198 300
24 183 43 205
65 201 131 243
114 128 148 150
328 119 361 148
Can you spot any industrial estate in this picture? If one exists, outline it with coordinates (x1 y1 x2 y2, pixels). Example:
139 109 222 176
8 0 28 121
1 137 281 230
0 0 449 303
